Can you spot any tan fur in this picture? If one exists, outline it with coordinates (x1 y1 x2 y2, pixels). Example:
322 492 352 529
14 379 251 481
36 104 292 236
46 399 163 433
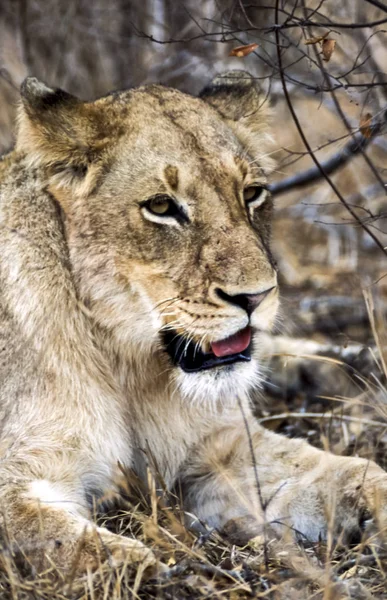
0 71 386 575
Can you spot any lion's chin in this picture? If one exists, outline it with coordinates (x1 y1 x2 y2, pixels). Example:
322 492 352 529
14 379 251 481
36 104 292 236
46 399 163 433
171 351 264 407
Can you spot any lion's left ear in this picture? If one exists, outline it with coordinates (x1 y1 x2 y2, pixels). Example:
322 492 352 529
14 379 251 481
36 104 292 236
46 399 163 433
199 71 274 170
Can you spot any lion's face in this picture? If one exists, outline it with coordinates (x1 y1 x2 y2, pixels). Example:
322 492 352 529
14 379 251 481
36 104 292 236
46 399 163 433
18 73 279 403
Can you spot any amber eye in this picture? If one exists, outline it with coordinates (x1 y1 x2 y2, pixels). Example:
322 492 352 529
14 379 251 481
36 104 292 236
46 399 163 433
145 195 179 217
141 194 188 224
243 186 268 207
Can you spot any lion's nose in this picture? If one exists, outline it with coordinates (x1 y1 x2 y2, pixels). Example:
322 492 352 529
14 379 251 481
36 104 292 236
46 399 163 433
215 286 276 317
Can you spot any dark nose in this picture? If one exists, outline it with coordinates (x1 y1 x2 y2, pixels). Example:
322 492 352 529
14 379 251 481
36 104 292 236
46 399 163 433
215 286 276 317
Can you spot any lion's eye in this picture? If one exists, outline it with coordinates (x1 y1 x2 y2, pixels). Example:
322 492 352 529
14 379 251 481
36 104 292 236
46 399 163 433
145 195 179 217
244 186 268 208
141 194 188 224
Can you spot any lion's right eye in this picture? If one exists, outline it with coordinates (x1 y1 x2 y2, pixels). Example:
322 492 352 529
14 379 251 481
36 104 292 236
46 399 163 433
145 195 179 217
141 194 188 225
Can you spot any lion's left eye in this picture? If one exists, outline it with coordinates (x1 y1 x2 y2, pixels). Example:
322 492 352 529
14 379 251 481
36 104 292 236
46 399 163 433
243 186 268 208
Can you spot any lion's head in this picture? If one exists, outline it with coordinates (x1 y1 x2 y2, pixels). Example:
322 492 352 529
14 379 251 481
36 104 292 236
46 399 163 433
17 72 279 404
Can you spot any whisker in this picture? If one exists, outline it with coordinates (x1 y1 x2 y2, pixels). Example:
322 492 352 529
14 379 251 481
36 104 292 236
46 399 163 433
169 317 200 358
193 338 202 359
182 320 201 357
158 321 185 333
152 296 180 311
193 331 209 359
248 147 283 164
183 333 194 357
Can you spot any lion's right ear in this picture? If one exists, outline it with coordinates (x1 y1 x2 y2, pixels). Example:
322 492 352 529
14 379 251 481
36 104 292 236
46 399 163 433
17 77 105 197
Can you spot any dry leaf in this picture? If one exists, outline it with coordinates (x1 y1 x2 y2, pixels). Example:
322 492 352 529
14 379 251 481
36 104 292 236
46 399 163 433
360 112 373 138
304 32 329 45
321 38 336 62
229 43 259 58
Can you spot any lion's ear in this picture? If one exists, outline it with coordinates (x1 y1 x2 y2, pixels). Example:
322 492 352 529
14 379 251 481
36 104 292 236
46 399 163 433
17 77 103 197
199 71 274 170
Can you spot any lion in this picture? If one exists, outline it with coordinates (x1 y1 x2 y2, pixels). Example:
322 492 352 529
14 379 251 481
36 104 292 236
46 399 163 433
0 71 386 576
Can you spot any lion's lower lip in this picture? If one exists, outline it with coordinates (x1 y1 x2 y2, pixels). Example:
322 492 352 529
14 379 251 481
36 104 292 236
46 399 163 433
162 329 252 373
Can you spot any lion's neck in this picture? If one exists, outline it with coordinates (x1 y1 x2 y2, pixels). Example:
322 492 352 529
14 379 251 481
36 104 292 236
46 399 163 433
95 326 238 483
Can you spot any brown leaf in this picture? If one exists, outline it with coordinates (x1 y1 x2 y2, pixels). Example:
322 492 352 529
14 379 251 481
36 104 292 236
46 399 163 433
229 43 259 58
304 32 329 45
321 38 336 62
360 113 373 138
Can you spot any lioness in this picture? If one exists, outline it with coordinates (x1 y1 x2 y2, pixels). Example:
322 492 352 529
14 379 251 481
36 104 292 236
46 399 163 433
0 71 386 574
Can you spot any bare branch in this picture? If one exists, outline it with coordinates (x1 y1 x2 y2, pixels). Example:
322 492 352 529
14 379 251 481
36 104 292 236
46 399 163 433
269 112 386 196
273 0 387 256
364 0 387 13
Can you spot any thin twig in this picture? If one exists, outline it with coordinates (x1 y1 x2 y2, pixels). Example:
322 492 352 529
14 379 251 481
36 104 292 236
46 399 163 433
258 412 387 428
237 397 269 571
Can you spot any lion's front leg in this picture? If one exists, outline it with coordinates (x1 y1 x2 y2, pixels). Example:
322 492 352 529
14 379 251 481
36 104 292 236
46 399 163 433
0 463 156 576
181 415 387 546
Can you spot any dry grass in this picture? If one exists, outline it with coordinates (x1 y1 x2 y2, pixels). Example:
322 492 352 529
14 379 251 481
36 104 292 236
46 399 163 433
1 461 387 600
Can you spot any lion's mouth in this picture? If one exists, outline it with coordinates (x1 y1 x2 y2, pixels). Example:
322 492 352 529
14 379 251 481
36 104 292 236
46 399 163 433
162 327 252 373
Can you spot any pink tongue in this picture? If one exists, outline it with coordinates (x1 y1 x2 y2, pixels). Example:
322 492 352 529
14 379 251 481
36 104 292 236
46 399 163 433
211 327 251 358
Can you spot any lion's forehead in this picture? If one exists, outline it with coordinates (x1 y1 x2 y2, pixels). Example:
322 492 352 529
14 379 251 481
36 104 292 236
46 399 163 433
101 85 241 155
91 85 261 197
100 152 246 218
105 133 246 202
